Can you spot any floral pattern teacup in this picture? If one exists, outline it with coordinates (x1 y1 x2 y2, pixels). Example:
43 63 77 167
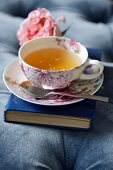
18 36 104 89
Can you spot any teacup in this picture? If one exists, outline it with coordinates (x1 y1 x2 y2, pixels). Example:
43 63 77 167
18 36 104 89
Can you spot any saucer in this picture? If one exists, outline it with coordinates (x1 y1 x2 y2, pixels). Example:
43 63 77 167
3 58 104 106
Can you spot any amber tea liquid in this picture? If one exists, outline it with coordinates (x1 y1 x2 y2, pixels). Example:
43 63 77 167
24 47 81 70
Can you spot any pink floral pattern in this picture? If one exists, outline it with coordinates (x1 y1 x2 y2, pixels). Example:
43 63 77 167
5 74 103 106
17 8 63 45
55 37 80 52
69 39 80 52
22 63 79 89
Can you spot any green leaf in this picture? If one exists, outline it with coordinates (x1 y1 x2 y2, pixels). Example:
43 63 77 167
61 23 72 36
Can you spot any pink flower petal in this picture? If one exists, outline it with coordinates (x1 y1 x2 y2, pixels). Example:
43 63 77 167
17 8 62 45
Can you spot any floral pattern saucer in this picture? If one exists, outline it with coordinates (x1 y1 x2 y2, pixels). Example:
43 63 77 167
3 58 104 106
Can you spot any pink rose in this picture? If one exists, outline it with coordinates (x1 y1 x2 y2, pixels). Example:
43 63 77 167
17 8 64 45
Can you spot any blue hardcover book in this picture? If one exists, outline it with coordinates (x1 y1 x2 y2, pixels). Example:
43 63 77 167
4 94 96 130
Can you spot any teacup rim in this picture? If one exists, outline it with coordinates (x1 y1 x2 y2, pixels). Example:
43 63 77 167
18 36 88 72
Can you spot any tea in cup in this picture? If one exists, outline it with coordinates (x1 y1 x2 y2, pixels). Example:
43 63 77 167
19 36 104 89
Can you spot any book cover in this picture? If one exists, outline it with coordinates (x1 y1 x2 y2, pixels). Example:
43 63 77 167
4 94 96 130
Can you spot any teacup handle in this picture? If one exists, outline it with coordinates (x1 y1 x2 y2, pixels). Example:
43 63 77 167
80 59 104 80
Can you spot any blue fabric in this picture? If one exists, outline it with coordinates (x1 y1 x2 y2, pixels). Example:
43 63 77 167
1 0 113 169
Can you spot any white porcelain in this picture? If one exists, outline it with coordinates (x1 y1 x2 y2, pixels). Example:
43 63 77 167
18 36 104 90
3 58 104 106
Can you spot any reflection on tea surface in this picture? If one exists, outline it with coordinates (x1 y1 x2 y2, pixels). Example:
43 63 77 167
24 47 81 70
